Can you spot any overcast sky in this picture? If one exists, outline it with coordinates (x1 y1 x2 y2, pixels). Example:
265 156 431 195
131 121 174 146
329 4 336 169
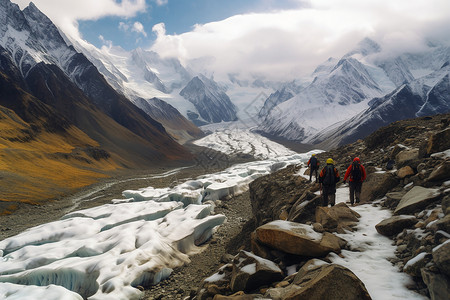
11 0 450 81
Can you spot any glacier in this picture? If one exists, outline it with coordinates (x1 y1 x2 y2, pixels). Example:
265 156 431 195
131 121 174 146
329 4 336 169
0 145 314 299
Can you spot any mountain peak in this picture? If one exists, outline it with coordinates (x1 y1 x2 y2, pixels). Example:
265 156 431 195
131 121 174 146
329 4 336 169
345 37 381 58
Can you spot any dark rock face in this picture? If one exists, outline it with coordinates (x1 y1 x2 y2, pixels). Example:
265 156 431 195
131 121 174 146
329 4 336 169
180 75 237 124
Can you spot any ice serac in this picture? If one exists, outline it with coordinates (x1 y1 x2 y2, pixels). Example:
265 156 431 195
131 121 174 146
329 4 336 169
180 75 238 125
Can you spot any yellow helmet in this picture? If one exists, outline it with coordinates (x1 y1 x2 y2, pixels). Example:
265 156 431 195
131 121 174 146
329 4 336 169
312 153 316 156
326 158 334 164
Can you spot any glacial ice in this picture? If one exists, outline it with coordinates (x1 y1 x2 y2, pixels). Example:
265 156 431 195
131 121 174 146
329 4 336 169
0 151 313 299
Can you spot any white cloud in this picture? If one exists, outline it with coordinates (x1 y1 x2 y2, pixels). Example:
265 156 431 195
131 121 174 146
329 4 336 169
132 21 147 37
154 0 168 6
12 0 147 40
10 0 450 82
118 21 147 37
150 0 450 81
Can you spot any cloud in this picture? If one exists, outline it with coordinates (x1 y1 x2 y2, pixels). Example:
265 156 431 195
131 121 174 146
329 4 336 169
119 21 147 37
153 0 168 6
132 22 147 37
12 0 147 40
150 0 450 81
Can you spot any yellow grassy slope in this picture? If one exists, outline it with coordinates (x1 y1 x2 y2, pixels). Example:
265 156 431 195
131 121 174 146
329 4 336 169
0 107 120 214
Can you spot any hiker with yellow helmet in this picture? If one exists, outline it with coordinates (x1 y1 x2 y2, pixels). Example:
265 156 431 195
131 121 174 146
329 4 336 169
318 158 340 206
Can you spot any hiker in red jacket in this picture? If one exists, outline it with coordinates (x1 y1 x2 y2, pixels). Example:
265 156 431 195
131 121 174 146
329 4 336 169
343 157 367 206
307 154 320 183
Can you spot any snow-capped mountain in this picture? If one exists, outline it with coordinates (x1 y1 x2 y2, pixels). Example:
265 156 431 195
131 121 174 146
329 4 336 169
64 38 203 142
257 38 450 143
258 81 304 120
0 0 191 162
305 62 450 148
180 75 238 125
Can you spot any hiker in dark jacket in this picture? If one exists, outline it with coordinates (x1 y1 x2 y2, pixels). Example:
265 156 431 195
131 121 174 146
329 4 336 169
307 154 320 182
319 158 340 207
343 157 367 206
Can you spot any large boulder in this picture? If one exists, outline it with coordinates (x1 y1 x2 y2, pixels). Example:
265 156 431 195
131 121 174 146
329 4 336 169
394 186 441 215
315 203 360 233
432 214 450 233
282 261 372 300
375 215 418 237
287 192 322 224
230 250 284 293
426 128 450 155
252 220 342 258
427 160 450 182
384 191 407 209
361 172 399 202
433 241 450 277
396 148 419 168
421 268 450 300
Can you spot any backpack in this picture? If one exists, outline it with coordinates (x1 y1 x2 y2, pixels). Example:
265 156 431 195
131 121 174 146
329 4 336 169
323 165 335 185
310 156 318 169
351 162 362 182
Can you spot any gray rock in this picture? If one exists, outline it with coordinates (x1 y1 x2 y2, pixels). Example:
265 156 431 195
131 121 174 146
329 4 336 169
427 160 450 182
375 215 417 237
361 172 399 202
284 262 372 300
394 186 441 215
433 241 450 277
426 128 450 155
421 268 450 300
396 148 419 168
230 250 284 293
384 191 407 209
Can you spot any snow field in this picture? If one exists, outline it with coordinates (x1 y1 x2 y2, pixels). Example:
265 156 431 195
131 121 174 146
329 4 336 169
193 128 297 159
329 186 429 300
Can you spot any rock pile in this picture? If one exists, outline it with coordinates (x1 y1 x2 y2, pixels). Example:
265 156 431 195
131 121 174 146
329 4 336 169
191 113 450 300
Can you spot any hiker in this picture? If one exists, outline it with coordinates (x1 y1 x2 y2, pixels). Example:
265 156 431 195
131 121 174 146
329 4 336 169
307 153 320 182
343 157 367 206
319 158 340 207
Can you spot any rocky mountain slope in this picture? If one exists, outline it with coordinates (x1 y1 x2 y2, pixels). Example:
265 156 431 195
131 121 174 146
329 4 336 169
68 41 203 142
0 0 193 215
180 75 238 126
185 113 450 300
